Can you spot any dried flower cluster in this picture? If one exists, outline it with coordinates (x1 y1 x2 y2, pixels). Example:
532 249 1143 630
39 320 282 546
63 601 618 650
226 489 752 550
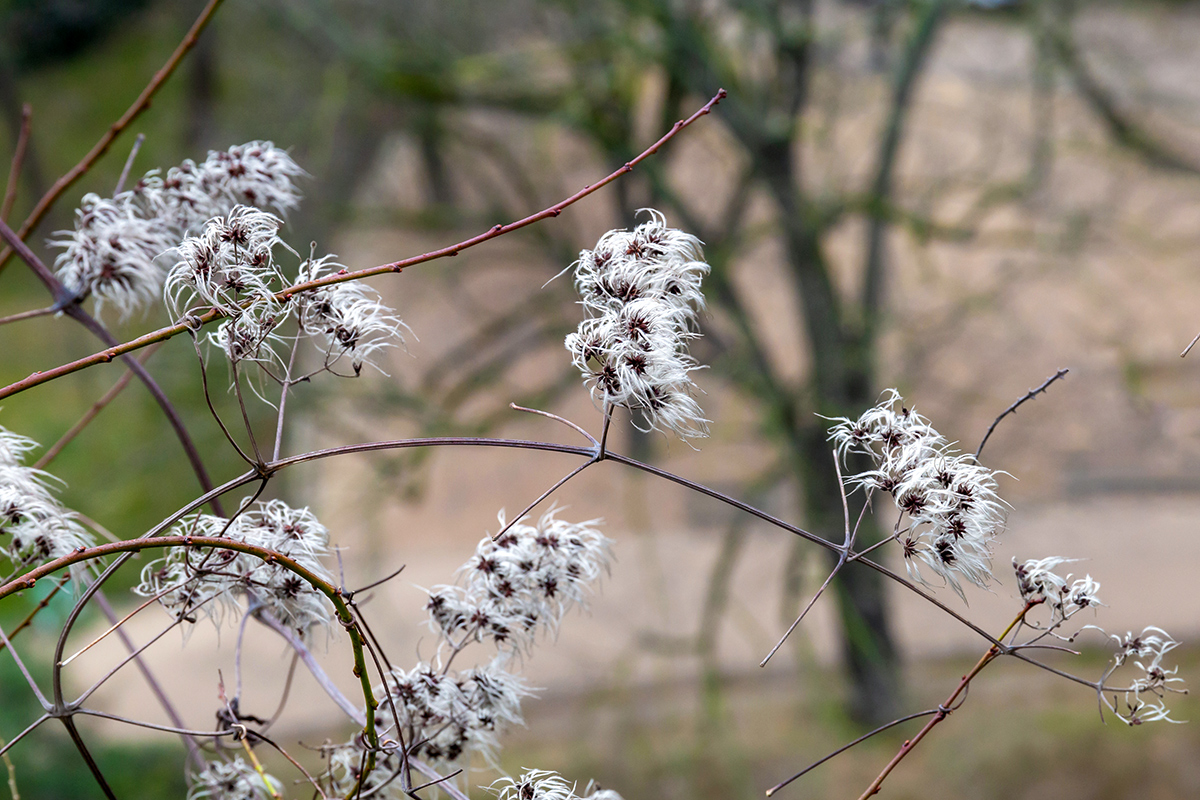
165 205 287 320
425 509 612 653
188 756 281 800
828 390 1007 600
564 210 710 440
1014 556 1102 627
323 661 529 796
489 770 625 800
134 499 334 635
1012 557 1185 725
0 427 92 574
163 207 406 374
1102 626 1187 725
294 255 409 374
317 510 612 796
53 142 304 318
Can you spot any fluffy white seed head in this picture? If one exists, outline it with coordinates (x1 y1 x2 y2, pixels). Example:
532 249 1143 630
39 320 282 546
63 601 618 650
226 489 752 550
160 141 305 233
489 770 625 800
490 770 579 800
187 756 281 800
165 206 287 317
293 256 409 375
134 499 334 636
52 193 175 318
0 427 93 574
565 210 710 440
829 390 1008 601
322 657 530 795
1013 556 1102 628
425 509 613 653
51 142 304 318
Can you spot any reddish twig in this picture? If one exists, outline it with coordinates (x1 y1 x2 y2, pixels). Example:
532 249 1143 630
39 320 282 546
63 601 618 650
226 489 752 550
0 579 65 655
0 89 727 401
855 602 1035 799
765 709 938 797
0 532 383 779
0 0 225 275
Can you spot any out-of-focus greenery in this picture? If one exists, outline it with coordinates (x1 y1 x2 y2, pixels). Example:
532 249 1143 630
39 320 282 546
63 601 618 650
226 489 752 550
0 657 186 799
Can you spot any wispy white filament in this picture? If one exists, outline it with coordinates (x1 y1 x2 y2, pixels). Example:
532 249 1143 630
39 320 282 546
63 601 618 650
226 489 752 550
828 390 1008 601
52 142 304 319
565 210 710 440
134 498 334 635
0 426 93 574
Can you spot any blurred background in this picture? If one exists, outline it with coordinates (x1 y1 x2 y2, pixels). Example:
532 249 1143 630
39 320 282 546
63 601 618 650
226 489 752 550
1 0 1199 797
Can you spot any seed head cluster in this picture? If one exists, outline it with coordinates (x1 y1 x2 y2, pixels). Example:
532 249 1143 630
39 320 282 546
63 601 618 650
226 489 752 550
1013 556 1102 626
565 210 710 440
828 390 1007 600
320 510 612 794
162 207 406 374
1012 555 1185 726
294 255 409 374
134 499 334 635
323 661 529 796
188 756 281 800
53 142 303 319
1103 626 1187 725
489 770 625 800
0 427 92 575
425 509 612 653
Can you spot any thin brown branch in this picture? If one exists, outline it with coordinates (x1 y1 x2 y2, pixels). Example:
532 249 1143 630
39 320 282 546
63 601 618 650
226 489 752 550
855 603 1033 799
349 564 407 597
71 709 234 739
490 460 596 542
60 591 162 667
975 368 1068 459
0 0 226 275
58 717 117 800
509 403 597 446
0 714 50 759
0 623 49 709
1181 330 1200 358
0 578 64 655
765 709 938 797
0 304 58 327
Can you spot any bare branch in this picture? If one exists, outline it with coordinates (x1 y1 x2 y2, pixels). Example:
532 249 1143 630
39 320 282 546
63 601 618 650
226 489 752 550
975 368 1069 459
0 0 226 274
